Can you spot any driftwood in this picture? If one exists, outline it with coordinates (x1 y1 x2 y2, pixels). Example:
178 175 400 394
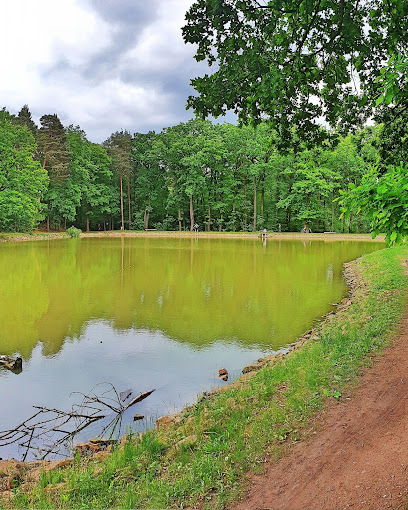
0 383 155 461
0 355 22 371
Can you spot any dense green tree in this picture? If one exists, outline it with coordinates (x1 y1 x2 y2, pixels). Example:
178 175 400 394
38 114 71 229
277 152 338 232
66 127 113 231
132 132 167 230
0 110 48 231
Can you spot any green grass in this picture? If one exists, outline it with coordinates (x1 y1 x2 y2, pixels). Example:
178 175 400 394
5 246 408 510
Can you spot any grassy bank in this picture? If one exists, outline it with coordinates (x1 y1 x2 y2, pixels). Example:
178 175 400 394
3 246 408 509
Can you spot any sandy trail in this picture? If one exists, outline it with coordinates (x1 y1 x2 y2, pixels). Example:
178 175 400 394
234 315 408 510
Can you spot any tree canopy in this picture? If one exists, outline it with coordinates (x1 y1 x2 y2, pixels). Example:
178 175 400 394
182 0 408 148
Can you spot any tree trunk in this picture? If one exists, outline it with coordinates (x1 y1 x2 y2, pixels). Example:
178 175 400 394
189 194 194 232
207 202 211 232
144 206 150 230
253 176 257 232
178 208 182 232
348 213 353 233
86 203 91 232
127 171 131 230
232 200 236 232
120 170 124 230
47 215 50 232
261 186 264 219
244 179 247 229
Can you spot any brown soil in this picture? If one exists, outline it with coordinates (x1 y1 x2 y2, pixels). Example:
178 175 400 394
234 315 408 510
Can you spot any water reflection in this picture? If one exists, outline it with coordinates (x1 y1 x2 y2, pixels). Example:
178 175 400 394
0 237 384 459
0 237 383 358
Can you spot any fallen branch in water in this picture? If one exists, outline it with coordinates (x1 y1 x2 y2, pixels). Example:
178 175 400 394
0 383 155 461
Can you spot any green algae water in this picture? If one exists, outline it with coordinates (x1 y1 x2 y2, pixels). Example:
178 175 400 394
0 237 383 459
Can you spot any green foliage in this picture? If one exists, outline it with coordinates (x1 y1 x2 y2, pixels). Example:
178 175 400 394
340 164 408 246
66 226 82 238
182 0 408 149
0 105 386 235
0 111 48 232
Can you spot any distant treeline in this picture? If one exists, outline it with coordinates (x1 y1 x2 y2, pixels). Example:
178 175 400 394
0 105 382 233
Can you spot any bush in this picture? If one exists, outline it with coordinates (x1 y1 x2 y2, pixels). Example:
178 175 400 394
66 226 82 238
130 212 145 230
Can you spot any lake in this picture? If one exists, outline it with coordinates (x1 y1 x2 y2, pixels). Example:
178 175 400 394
0 236 383 459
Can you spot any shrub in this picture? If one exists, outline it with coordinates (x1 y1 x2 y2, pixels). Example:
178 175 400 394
66 226 82 238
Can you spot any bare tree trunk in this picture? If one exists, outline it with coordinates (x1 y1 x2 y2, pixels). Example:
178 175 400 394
144 206 150 230
178 208 182 232
86 205 90 232
47 215 50 232
207 202 211 232
189 194 194 232
253 176 257 232
120 169 124 230
127 171 131 230
244 180 247 229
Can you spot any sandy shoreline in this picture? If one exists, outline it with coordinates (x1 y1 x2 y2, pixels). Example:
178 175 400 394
0 230 385 243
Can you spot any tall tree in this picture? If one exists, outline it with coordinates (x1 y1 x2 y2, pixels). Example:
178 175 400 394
0 110 48 231
103 131 132 230
66 127 113 231
38 114 69 179
38 114 71 229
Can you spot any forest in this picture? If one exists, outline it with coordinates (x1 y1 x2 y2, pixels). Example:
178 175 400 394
0 104 386 235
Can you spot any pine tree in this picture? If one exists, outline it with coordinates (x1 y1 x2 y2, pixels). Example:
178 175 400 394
16 105 37 136
38 114 70 182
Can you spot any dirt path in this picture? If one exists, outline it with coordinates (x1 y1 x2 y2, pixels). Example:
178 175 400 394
234 315 408 510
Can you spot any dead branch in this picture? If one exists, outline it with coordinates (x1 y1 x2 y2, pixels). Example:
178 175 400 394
0 383 155 461
123 389 156 410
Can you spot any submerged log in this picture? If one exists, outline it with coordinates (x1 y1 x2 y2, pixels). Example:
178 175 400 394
0 355 22 371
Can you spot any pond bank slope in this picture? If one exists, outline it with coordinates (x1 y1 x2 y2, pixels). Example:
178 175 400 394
1 246 406 510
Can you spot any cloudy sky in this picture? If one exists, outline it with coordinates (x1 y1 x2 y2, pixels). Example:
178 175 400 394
1 0 223 143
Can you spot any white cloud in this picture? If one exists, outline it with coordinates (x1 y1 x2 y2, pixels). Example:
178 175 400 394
0 0 212 142
126 0 197 73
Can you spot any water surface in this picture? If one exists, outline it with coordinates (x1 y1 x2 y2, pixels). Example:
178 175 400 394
0 237 383 459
